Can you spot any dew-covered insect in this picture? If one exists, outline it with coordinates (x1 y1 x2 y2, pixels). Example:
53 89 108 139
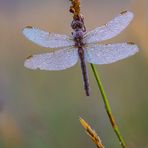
23 11 139 96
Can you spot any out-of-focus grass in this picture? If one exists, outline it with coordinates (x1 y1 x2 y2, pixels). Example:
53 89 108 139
0 0 148 148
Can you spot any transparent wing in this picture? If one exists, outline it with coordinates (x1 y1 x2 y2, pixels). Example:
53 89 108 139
22 26 75 48
24 47 78 71
85 43 139 64
84 11 134 44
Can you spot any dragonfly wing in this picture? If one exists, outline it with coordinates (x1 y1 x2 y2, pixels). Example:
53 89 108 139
24 47 78 70
84 11 134 44
85 43 139 64
23 26 75 48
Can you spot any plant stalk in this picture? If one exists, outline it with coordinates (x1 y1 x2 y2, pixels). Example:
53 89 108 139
90 64 126 148
69 0 126 147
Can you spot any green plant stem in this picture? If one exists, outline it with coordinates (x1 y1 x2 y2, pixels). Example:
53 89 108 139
90 64 126 148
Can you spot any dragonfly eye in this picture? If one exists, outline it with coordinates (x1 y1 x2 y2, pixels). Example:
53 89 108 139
71 20 83 30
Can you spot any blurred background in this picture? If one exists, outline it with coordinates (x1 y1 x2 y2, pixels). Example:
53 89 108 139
0 0 148 147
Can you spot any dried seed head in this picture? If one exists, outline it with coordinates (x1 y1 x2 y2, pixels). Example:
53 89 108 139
69 6 75 13
80 117 104 148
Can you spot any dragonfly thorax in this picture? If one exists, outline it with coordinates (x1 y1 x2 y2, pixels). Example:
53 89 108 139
73 29 84 39
73 29 84 47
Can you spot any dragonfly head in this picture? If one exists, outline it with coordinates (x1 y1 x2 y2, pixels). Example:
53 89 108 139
71 20 84 30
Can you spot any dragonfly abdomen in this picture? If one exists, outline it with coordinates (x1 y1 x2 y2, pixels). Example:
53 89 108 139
78 47 89 96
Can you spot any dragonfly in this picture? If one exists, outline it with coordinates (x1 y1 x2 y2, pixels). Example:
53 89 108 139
23 11 139 96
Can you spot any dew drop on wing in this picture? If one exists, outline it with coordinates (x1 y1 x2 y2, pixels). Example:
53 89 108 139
22 26 75 48
83 11 134 44
85 43 139 64
24 47 79 71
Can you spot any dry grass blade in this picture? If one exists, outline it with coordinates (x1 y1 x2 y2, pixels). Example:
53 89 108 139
80 117 104 148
